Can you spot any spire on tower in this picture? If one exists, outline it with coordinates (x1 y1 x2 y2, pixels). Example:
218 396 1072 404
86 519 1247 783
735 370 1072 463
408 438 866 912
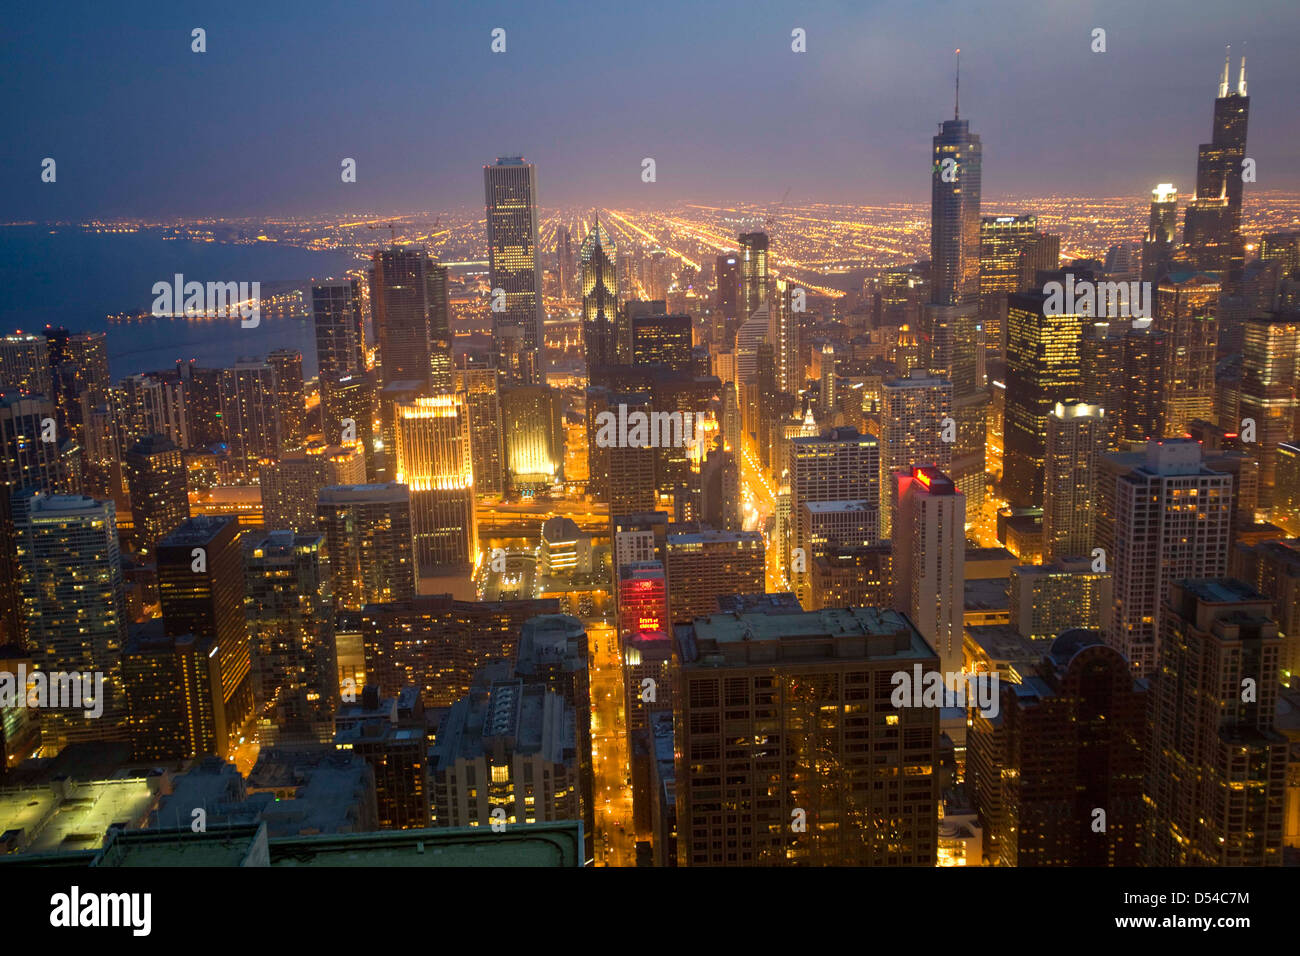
1219 45 1230 98
954 48 961 119
1238 54 1247 95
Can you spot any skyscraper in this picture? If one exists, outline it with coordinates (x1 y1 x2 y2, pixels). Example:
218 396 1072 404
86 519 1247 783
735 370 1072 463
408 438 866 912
312 279 366 384
1156 273 1219 436
1106 440 1232 675
738 232 769 321
1181 53 1250 279
631 313 693 370
393 395 477 578
1145 578 1285 865
157 514 249 750
485 157 545 378
581 220 618 371
267 348 306 452
1042 403 1106 562
879 369 953 536
11 489 128 748
0 333 52 396
673 607 940 866
454 366 505 498
893 466 966 674
123 434 189 556
316 482 416 610
500 383 562 492
243 530 337 746
1141 184 1179 283
969 631 1146 866
979 214 1039 360
1238 310 1300 512
369 247 443 389
258 443 366 533
1004 277 1086 507
220 359 282 477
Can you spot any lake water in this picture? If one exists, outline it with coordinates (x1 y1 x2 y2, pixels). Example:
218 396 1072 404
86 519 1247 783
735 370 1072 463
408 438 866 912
0 226 359 379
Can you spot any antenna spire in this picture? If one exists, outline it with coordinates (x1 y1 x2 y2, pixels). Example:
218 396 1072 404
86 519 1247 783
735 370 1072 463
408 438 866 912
1238 52 1247 95
1219 45 1230 97
954 49 961 119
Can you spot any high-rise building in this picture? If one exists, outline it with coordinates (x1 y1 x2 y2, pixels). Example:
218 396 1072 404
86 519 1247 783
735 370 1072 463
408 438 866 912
1156 273 1219 436
11 489 128 748
789 426 880 604
267 349 307 452
312 279 366 385
157 514 249 749
243 530 336 746
123 434 189 556
664 529 765 623
893 466 965 673
182 364 225 447
320 370 376 474
806 544 893 610
485 158 545 378
738 232 769 321
1232 538 1300 684
631 313 693 370
369 247 444 389
1141 184 1179 283
514 614 594 862
44 329 111 449
1145 578 1285 865
431 674 581 830
258 443 366 533
316 483 416 610
1180 54 1250 279
1042 403 1106 561
220 359 282 477
714 252 741 343
360 595 560 707
1119 325 1166 444
0 391 73 495
1106 440 1232 675
455 366 505 497
581 220 618 371
393 395 477 578
122 622 224 760
968 631 1146 866
673 606 939 866
1008 558 1112 641
0 333 52 395
1004 278 1086 507
879 370 952 536
979 215 1039 359
333 686 430 829
500 383 562 492
117 371 188 450
1238 311 1300 511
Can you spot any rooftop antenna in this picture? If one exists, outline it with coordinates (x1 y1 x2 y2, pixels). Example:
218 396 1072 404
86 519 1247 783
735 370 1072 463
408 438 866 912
1219 45 1230 98
954 49 961 119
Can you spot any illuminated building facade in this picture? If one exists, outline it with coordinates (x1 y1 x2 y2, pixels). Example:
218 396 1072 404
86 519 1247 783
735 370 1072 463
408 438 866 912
1156 273 1219 436
1142 184 1178 283
500 383 562 492
11 489 128 749
243 530 337 746
123 433 189 556
1145 578 1285 865
393 395 477 577
157 514 249 751
1042 403 1105 562
673 607 939 866
879 370 951 536
316 482 416 610
485 157 545 378
893 466 965 674
581 220 618 370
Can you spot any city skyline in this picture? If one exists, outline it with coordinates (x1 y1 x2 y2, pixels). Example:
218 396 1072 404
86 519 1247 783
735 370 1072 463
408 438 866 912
4 2 1299 219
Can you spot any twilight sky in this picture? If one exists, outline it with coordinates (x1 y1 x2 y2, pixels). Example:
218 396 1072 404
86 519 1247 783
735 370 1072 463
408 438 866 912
2 0 1296 219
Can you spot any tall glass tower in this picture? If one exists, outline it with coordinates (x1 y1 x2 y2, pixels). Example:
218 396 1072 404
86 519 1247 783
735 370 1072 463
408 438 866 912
484 157 545 381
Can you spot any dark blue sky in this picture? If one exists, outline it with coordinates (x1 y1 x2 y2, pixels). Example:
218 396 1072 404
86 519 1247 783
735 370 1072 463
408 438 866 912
3 0 1296 219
